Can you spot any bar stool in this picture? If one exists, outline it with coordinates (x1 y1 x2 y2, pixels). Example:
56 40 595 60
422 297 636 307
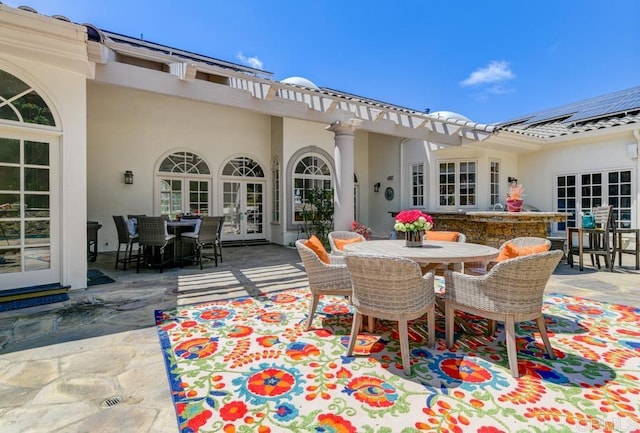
615 228 640 270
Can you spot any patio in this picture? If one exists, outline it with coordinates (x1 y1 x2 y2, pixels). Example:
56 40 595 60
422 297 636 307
1 244 639 432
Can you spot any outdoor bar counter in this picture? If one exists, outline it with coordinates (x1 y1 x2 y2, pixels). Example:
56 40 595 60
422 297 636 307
393 211 567 249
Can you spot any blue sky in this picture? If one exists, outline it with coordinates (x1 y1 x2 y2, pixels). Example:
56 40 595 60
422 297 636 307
6 0 639 124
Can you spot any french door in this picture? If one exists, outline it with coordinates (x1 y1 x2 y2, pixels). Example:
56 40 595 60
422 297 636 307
222 180 265 241
0 133 59 290
160 177 210 219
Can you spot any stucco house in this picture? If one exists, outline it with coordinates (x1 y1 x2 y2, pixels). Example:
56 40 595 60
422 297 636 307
0 4 638 293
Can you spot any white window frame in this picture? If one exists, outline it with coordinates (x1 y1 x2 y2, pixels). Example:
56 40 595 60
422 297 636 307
554 168 634 233
410 163 425 208
437 160 478 208
490 160 501 206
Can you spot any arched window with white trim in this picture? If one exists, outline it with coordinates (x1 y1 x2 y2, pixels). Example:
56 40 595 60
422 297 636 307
221 156 266 241
292 153 333 224
157 151 211 218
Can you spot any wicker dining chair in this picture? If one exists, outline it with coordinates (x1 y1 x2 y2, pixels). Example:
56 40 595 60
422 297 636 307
328 231 367 255
112 215 139 271
444 249 563 378
135 216 176 273
295 239 353 330
344 253 436 375
181 216 221 269
465 236 551 275
423 231 466 275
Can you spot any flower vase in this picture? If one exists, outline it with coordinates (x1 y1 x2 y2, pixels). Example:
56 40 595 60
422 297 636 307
506 199 523 212
405 230 424 247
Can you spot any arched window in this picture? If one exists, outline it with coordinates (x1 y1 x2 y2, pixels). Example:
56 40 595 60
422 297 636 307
157 151 211 218
221 156 266 240
271 157 280 223
0 70 55 126
292 154 333 223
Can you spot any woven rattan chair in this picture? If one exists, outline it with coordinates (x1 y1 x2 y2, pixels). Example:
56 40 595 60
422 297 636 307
181 216 221 269
112 215 138 271
444 249 563 378
465 237 552 275
295 239 353 330
344 253 436 375
136 216 176 273
422 231 466 275
328 231 367 255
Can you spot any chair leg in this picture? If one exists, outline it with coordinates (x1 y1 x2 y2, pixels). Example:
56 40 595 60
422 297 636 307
487 319 497 337
445 302 455 349
136 245 142 273
346 312 362 356
398 319 411 375
367 316 375 333
306 294 320 330
536 316 555 359
504 316 519 378
426 304 435 348
115 244 122 270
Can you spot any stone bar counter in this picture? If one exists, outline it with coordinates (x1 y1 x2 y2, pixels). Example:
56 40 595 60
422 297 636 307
393 211 568 249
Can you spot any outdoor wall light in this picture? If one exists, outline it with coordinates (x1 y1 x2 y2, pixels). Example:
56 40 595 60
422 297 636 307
373 182 381 192
124 170 134 185
508 176 518 184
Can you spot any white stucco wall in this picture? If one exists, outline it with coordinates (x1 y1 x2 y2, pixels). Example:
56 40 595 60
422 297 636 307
87 83 272 251
368 134 402 236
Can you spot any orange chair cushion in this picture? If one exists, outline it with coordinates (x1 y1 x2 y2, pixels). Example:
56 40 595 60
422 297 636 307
496 242 550 262
425 231 459 242
305 235 330 264
334 237 362 251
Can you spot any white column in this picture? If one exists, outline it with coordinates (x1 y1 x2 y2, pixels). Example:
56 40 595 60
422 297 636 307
327 121 356 231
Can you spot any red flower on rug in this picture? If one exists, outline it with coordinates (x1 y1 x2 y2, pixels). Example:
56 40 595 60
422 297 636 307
174 337 219 360
219 401 248 421
247 367 296 397
315 413 356 433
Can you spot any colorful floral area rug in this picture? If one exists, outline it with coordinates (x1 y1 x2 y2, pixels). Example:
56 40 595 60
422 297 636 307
155 283 640 433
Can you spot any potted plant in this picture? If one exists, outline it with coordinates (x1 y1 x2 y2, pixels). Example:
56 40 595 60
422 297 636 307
506 183 525 212
393 209 433 247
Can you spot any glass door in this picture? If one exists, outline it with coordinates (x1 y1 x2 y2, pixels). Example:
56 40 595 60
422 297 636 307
222 180 265 241
0 135 59 290
160 178 210 219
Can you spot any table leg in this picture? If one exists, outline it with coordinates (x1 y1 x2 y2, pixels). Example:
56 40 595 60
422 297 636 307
578 230 584 271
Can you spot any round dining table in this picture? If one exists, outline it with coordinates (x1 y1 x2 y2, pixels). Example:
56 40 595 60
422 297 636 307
342 239 499 267
343 239 499 335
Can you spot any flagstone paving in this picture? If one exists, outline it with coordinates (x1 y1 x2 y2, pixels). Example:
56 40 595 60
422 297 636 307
0 244 638 432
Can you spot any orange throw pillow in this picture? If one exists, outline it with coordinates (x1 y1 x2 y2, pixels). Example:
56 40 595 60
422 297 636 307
425 231 459 242
334 237 362 251
496 242 550 262
305 235 330 264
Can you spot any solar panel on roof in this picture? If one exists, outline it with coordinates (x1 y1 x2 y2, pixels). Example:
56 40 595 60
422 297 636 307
499 86 640 126
565 88 640 123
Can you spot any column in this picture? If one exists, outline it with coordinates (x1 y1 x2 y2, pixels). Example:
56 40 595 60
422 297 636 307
327 121 356 231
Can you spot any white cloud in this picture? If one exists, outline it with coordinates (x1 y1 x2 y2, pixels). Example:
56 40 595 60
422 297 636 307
237 51 263 70
460 61 515 87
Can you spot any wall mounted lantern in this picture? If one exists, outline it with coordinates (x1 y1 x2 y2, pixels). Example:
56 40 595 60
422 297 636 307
124 170 134 185
373 182 381 192
507 176 518 184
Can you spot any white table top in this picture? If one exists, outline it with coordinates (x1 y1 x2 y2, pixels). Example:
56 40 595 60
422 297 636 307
343 239 499 264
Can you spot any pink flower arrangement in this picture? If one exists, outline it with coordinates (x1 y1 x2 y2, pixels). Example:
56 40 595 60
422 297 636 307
351 221 372 240
394 210 433 232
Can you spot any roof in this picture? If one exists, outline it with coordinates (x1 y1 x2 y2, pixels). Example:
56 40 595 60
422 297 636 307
497 86 640 139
